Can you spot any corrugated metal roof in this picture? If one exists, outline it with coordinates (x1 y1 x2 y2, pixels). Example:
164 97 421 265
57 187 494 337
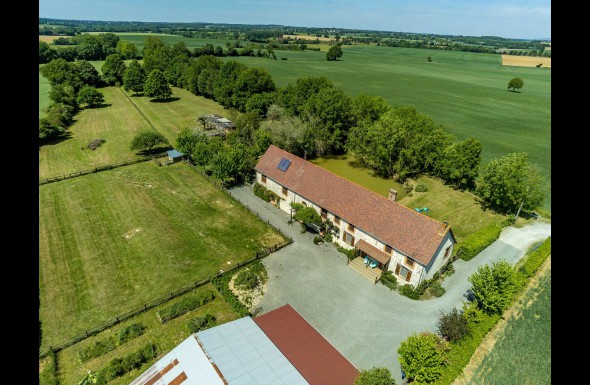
130 335 224 385
167 149 184 158
197 317 309 385
255 304 359 385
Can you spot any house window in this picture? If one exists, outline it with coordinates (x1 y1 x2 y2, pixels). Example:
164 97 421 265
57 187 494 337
383 244 392 254
348 223 355 232
404 257 415 268
282 187 288 196
334 216 341 225
321 208 327 219
343 232 355 246
444 245 452 259
395 263 413 281
261 175 266 184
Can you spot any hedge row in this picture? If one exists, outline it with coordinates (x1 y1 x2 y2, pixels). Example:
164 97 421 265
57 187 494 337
78 323 147 363
186 314 217 334
78 342 158 385
253 182 279 203
457 223 503 261
211 275 250 317
157 289 216 323
516 237 551 280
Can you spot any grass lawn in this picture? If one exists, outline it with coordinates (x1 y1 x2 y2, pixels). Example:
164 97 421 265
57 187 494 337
310 155 506 242
51 284 240 385
396 176 506 242
38 85 227 180
39 160 286 351
39 67 51 118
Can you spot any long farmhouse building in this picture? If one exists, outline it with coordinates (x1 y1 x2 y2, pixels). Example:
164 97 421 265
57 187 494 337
254 145 456 287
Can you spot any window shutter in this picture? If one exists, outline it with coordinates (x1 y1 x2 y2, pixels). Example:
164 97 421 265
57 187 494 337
350 236 355 246
395 263 401 275
406 270 412 281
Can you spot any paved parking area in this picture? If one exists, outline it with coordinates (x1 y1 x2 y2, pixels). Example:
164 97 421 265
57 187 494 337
228 185 552 382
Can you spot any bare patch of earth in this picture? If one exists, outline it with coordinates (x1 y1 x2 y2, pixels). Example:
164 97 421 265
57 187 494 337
452 255 551 385
228 274 268 313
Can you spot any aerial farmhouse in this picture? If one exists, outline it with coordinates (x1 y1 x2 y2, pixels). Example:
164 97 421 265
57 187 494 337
254 145 456 287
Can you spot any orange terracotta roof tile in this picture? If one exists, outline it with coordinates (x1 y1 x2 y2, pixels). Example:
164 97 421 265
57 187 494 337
255 145 453 266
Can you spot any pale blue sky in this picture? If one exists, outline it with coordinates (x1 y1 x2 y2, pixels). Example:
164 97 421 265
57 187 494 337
39 0 551 40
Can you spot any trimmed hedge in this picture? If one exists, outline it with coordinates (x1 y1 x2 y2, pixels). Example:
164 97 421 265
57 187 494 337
457 223 503 261
186 314 217 334
516 237 551 280
157 290 216 323
78 323 147 363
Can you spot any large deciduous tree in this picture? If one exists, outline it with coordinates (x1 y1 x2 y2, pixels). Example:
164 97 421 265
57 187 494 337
436 307 470 342
116 40 139 59
101 54 127 86
123 60 146 95
278 76 333 116
141 36 172 74
476 152 544 214
129 131 170 153
507 77 524 92
76 85 105 108
326 44 343 61
144 69 172 100
398 332 449 383
354 367 396 385
468 260 517 315
435 137 482 190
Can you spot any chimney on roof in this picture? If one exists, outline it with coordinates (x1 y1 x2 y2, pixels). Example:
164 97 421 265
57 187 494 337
388 189 397 201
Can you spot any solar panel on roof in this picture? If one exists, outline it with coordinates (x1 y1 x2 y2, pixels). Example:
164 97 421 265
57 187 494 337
281 159 292 172
277 158 287 170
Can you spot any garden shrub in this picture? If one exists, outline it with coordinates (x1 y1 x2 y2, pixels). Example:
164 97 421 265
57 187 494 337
186 314 217 333
313 235 323 244
415 184 429 192
337 246 357 261
157 289 216 323
212 275 250 317
428 281 445 297
399 284 420 300
93 342 158 384
437 307 469 342
398 332 449 383
324 234 333 242
116 323 146 346
379 269 398 291
462 301 483 324
457 223 503 261
234 269 260 290
468 260 517 315
253 183 270 201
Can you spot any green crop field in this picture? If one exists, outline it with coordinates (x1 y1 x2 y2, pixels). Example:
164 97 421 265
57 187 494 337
39 161 286 350
466 267 551 385
38 85 227 180
214 45 551 210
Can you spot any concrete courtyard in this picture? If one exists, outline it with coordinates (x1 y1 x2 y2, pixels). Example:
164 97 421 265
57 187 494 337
228 185 552 382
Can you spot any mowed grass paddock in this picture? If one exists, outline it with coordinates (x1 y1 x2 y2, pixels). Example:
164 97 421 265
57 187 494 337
38 84 227 180
39 160 286 351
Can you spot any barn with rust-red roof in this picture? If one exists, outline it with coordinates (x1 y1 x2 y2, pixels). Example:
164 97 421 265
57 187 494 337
254 145 456 287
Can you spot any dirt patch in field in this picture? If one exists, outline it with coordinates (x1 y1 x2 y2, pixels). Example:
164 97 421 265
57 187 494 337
283 34 334 42
501 55 551 68
451 255 551 385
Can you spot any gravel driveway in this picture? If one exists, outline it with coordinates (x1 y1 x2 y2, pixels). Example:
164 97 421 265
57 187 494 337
228 185 552 382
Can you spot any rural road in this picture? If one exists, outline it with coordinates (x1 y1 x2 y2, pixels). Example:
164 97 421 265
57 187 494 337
228 185 552 382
